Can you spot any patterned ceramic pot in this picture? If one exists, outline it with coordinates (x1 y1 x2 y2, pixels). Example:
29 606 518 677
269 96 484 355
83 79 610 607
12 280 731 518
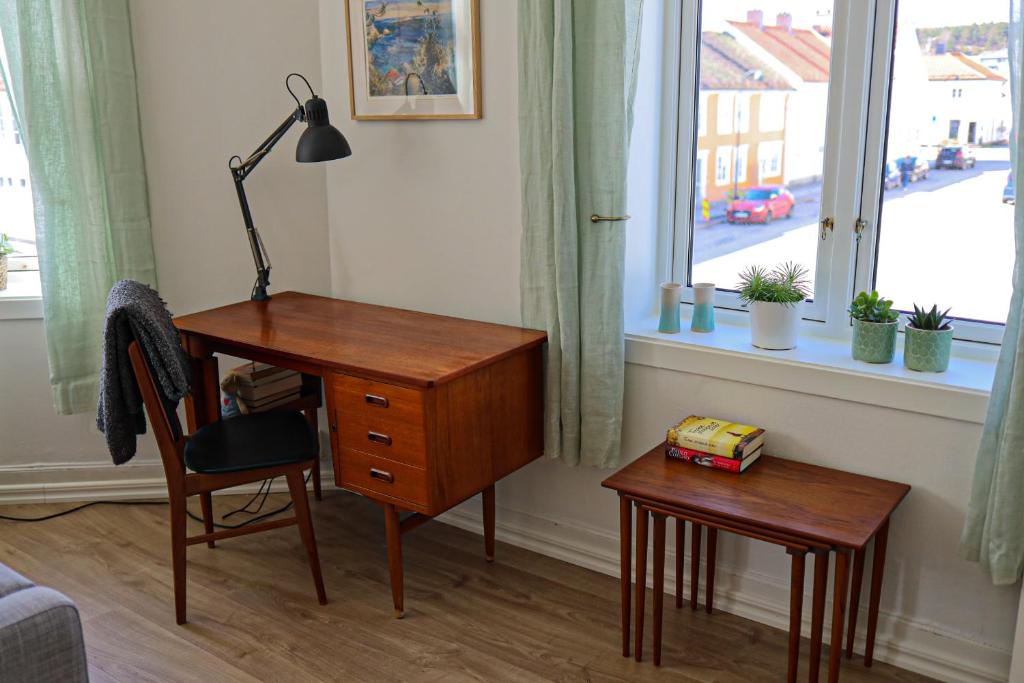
904 324 953 372
0 255 7 291
851 318 897 364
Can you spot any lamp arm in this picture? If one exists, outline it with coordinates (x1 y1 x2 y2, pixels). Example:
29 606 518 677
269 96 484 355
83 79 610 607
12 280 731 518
229 106 305 301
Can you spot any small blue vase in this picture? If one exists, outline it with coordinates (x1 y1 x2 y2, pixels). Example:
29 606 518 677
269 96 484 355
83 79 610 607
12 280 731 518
691 283 715 333
658 283 682 333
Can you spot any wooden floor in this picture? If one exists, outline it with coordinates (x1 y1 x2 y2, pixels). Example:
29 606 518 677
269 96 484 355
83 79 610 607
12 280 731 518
0 490 934 682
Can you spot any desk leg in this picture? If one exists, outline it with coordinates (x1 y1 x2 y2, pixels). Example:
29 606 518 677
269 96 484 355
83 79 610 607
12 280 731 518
303 407 322 502
705 527 718 614
652 514 666 667
809 549 829 683
846 548 865 659
384 504 404 619
690 523 701 610
675 518 683 609
184 351 219 432
787 548 806 683
828 550 850 683
864 519 889 667
619 496 632 657
483 485 496 562
634 505 649 662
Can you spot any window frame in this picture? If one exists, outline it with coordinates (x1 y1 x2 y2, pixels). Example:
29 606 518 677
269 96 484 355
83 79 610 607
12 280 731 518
660 0 1006 345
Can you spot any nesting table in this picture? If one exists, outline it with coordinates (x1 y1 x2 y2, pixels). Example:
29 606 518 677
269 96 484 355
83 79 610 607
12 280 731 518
602 444 910 683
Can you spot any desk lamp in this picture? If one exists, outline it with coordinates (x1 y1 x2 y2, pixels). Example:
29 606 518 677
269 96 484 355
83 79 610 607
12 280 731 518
229 73 351 301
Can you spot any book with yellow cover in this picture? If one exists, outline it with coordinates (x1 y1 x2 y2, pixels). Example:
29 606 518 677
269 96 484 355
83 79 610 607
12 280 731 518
666 416 765 460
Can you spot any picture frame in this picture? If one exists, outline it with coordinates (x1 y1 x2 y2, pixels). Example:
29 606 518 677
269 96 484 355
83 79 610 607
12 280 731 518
344 0 482 120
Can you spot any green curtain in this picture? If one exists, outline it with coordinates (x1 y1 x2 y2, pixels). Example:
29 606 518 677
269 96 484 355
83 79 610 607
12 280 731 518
959 0 1024 585
0 0 157 415
518 0 642 468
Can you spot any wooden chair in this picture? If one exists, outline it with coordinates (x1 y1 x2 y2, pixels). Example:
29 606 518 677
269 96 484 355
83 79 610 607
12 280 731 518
127 340 327 624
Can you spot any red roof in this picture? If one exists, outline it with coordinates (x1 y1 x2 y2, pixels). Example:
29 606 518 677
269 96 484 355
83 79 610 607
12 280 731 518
700 32 791 90
727 20 831 83
925 52 1006 81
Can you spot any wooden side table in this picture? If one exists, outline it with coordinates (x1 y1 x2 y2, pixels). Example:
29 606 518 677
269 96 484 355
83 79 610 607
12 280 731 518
603 444 909 683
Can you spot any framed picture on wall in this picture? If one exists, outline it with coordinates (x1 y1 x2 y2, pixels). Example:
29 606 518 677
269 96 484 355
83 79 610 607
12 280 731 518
344 0 481 120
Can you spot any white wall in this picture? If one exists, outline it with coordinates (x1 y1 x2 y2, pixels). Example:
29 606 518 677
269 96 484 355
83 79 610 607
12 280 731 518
319 1 1015 680
0 0 331 472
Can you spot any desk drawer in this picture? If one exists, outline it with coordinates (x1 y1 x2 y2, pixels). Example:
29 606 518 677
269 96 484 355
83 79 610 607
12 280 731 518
332 374 428 468
336 448 428 507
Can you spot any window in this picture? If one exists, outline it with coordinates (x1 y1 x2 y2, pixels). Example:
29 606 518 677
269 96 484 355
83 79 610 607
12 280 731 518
0 35 40 299
662 0 1011 343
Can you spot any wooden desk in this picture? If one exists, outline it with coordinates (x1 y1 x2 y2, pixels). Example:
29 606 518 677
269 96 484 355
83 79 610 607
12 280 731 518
175 292 546 617
602 445 910 683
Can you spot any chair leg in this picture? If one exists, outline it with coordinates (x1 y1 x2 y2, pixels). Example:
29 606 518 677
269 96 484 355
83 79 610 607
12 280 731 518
286 469 327 605
199 492 215 548
169 494 188 625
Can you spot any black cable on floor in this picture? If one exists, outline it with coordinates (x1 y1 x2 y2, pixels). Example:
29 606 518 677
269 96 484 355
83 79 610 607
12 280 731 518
0 500 168 522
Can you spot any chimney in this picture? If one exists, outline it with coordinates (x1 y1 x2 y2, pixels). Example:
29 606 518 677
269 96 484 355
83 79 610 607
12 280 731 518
776 12 793 31
747 9 763 28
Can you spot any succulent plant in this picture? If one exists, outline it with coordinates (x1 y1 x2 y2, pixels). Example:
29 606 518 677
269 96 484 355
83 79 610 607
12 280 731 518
907 303 952 331
736 262 810 307
848 291 899 323
0 234 13 258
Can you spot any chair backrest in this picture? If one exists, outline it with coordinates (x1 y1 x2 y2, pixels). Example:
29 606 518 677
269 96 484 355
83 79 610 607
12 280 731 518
127 340 187 487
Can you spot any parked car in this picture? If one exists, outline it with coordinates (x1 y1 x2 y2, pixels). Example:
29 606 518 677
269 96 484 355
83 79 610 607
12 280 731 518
1004 172 1015 204
936 145 976 169
726 186 795 224
910 156 929 181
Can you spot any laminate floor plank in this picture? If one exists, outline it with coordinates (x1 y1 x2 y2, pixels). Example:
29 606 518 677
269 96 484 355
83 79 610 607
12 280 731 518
0 491 934 682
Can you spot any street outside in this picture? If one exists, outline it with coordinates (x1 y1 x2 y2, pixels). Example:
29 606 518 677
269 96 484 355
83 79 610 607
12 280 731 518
691 147 1013 323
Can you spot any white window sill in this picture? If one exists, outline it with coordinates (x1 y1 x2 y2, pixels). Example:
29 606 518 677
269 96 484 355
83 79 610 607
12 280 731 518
626 314 996 424
0 270 42 320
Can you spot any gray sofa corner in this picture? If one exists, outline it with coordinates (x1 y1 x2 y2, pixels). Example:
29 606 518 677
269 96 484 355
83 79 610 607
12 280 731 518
0 563 88 682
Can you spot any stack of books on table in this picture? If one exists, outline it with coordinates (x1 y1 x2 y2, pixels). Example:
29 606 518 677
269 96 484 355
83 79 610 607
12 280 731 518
230 361 302 413
665 415 765 474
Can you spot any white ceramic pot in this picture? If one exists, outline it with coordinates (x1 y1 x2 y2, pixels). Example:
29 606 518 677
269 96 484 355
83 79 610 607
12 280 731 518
749 301 800 350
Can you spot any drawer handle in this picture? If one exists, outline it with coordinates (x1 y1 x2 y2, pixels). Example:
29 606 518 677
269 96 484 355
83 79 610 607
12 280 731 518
365 393 389 408
368 431 393 446
370 468 394 483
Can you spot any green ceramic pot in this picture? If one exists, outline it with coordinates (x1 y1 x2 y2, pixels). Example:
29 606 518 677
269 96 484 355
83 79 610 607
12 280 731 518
904 324 953 372
851 319 897 363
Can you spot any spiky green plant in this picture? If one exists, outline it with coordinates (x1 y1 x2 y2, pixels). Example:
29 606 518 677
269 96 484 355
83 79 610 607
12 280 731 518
736 262 810 307
848 291 899 323
907 304 952 331
0 234 13 258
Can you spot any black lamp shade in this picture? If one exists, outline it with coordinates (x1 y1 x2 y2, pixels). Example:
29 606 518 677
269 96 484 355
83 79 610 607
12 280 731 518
296 96 352 162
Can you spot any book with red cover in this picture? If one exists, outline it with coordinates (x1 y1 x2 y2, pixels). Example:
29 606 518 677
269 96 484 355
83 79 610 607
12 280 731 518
665 444 763 473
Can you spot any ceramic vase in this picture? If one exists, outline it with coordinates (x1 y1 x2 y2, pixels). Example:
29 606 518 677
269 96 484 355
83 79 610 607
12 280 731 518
904 325 953 372
851 319 897 363
691 283 715 333
749 301 800 350
658 282 682 333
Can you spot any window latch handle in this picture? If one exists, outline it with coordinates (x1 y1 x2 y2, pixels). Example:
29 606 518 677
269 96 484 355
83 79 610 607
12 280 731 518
820 216 834 240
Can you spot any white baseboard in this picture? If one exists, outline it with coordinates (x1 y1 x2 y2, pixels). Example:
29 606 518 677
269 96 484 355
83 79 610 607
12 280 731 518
0 462 1009 682
438 503 1010 683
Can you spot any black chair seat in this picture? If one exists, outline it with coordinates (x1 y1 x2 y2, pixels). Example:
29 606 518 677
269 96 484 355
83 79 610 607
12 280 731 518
184 411 317 474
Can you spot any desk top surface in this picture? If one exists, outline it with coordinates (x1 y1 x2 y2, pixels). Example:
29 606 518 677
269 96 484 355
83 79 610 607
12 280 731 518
174 292 547 387
602 444 910 549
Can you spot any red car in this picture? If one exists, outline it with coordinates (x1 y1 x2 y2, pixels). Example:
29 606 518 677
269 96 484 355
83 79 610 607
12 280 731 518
726 186 795 224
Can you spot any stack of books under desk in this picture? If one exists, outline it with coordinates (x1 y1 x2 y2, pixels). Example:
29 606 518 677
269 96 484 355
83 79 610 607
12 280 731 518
665 415 765 473
229 361 303 413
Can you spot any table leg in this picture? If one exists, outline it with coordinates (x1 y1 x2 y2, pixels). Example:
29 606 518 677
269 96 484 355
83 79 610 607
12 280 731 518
383 504 404 619
184 350 219 432
705 527 718 614
303 405 322 502
787 548 806 683
483 485 496 562
809 549 829 683
828 550 850 683
864 519 889 667
652 514 667 666
675 518 683 609
846 548 865 659
634 505 649 662
619 496 632 658
690 522 702 610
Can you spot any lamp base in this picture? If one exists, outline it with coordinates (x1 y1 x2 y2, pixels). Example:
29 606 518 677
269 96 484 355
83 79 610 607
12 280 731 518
251 285 271 302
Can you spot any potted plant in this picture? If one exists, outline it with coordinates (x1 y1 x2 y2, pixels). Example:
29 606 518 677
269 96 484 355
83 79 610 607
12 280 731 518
904 304 953 372
0 234 13 292
848 291 899 363
737 262 809 350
